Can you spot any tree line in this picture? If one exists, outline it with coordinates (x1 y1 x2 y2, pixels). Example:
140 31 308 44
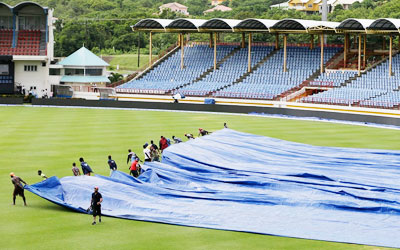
3 0 399 56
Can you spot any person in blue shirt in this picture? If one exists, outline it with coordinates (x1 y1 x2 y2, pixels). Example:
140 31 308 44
79 157 93 176
107 155 117 175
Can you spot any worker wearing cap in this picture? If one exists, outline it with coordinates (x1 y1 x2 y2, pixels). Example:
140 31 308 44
10 173 27 206
91 186 103 225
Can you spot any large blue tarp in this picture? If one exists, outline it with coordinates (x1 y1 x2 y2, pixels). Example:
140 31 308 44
26 129 400 247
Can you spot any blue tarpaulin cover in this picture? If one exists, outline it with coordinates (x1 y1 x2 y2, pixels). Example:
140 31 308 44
26 129 400 247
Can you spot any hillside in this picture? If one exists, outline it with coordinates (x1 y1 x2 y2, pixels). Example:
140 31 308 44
3 0 399 57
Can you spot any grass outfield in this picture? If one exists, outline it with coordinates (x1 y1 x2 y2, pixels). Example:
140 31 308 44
1 106 398 250
107 54 158 72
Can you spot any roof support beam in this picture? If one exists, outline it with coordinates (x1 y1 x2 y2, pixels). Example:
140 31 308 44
382 36 386 50
214 32 217 71
241 33 245 49
275 34 279 50
209 33 212 48
344 34 348 68
320 34 324 74
149 32 153 67
283 34 287 72
363 35 366 69
310 35 314 50
180 33 184 70
248 33 252 73
358 34 361 76
389 35 393 77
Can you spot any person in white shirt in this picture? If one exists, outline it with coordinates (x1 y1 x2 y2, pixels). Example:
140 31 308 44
38 170 48 180
143 144 151 162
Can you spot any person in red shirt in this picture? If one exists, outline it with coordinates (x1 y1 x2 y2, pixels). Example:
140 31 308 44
159 136 169 152
129 158 140 177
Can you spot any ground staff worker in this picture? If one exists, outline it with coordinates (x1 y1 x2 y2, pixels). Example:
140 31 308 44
10 173 27 206
91 186 103 225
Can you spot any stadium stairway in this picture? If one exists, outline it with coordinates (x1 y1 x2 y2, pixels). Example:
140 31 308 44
212 49 279 96
170 46 241 93
290 53 392 103
132 45 180 81
300 52 400 107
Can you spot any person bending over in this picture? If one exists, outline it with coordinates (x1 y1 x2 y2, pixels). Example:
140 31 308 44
10 173 27 206
198 128 210 137
184 133 194 140
38 170 48 180
129 158 140 177
172 136 183 144
80 157 93 176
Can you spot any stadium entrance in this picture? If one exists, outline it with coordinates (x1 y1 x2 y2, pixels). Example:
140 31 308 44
0 55 14 94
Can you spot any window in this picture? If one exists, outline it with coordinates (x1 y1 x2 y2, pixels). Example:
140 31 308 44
49 68 60 75
24 65 37 72
0 16 12 29
308 4 312 7
18 15 45 30
0 64 9 75
65 68 84 75
85 68 102 76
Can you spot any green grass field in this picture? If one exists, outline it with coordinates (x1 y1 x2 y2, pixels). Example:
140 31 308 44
106 54 158 73
1 106 398 250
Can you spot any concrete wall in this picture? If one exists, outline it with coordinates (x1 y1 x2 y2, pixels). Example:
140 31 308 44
32 98 400 126
14 60 49 95
0 97 24 104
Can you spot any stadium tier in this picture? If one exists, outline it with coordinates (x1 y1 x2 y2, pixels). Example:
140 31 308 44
0 30 45 56
214 47 340 100
174 46 274 96
117 45 236 94
309 71 357 87
302 54 400 108
118 45 341 99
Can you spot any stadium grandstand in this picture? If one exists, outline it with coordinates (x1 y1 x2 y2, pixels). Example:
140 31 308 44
0 2 54 95
115 18 400 109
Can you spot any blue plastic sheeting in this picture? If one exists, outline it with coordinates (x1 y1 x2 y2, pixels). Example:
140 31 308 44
26 129 400 247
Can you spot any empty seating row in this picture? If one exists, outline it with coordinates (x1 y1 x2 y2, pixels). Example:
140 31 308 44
310 71 357 87
302 54 400 107
117 45 236 93
215 47 340 99
175 46 274 96
0 75 13 84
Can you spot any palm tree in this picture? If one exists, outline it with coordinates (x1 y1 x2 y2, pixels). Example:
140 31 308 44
108 72 124 83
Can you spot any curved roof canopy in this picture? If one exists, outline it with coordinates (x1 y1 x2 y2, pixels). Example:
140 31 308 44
132 19 173 31
199 18 241 32
13 1 48 14
166 18 207 32
368 18 400 33
270 19 339 33
0 2 12 10
271 19 316 31
234 19 279 32
336 19 375 33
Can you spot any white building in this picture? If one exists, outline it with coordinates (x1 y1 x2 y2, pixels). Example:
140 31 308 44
316 0 363 12
204 5 232 14
48 47 110 92
159 2 189 16
270 1 289 10
0 2 55 95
